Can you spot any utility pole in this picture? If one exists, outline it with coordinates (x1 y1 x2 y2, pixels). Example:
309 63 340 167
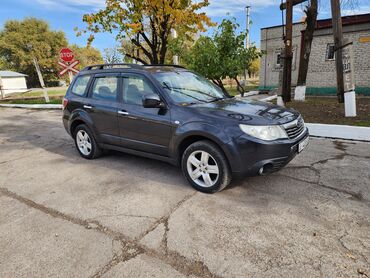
33 56 50 103
172 29 179 65
280 0 308 103
0 76 4 99
243 5 251 83
137 33 140 64
245 5 251 48
330 0 345 103
26 43 49 103
282 0 293 103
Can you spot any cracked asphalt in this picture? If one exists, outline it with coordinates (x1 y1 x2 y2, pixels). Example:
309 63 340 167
0 107 369 278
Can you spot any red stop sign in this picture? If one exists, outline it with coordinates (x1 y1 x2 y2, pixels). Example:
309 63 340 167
59 48 74 62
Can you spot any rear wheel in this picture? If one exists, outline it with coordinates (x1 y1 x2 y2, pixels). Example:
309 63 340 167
74 124 101 159
182 140 231 193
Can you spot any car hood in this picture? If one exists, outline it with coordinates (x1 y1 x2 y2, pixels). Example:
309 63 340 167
190 97 299 125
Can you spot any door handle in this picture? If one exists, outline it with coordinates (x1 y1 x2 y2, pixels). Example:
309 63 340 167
83 105 93 109
118 110 130 116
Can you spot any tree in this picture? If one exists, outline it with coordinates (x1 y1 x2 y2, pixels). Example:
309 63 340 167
297 0 318 88
103 46 123 64
0 57 6 70
0 18 68 87
70 44 104 69
186 36 226 91
78 0 214 64
186 19 261 94
249 58 260 78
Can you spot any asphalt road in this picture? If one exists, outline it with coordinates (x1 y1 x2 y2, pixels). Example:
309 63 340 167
0 108 369 278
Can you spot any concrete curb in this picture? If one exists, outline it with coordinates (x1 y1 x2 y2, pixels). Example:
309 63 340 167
306 123 370 141
260 95 277 102
235 91 259 98
0 104 62 109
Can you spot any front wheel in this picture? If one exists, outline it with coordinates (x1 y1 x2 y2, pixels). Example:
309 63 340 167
181 140 232 193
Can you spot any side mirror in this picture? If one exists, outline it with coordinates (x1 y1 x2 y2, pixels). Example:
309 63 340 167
142 94 164 108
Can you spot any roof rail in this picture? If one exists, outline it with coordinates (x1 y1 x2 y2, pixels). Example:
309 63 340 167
144 64 186 69
82 63 144 71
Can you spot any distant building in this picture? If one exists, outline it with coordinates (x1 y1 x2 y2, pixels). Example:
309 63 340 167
0 71 29 97
259 13 370 95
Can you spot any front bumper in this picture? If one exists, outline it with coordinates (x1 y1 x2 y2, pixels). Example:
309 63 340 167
226 128 309 177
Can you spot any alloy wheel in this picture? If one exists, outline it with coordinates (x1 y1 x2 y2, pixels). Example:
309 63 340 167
76 130 92 156
186 150 219 188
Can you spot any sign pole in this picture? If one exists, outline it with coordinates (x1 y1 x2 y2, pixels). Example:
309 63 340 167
68 71 74 84
33 56 50 103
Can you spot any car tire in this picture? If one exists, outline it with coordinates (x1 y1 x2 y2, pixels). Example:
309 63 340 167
74 124 102 159
182 140 232 193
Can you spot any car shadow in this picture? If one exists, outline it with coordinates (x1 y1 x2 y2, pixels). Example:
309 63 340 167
0 110 188 189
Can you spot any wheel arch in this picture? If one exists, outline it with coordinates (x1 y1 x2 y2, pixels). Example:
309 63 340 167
70 119 86 136
176 133 232 168
69 110 96 138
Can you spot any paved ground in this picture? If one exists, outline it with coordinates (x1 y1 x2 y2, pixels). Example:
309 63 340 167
0 108 369 278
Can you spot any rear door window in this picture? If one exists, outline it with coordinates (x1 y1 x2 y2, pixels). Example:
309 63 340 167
91 76 119 102
71 75 91 96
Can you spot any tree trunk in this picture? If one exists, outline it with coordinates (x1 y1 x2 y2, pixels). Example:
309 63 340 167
234 77 245 96
297 0 318 86
212 79 227 94
125 53 148 65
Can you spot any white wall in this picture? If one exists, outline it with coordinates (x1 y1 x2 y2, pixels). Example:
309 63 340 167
2 77 28 96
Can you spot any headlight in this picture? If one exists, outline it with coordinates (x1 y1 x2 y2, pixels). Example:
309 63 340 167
239 124 288 141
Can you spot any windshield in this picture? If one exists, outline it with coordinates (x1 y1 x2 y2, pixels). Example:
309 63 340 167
153 71 227 104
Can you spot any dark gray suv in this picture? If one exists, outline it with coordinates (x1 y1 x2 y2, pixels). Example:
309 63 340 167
63 64 309 193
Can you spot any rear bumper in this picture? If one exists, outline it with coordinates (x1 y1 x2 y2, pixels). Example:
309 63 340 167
62 116 70 135
226 129 309 177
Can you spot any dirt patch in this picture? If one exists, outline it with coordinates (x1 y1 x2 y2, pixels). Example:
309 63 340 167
285 97 370 127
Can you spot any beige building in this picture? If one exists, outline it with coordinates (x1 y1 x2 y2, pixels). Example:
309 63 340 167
259 13 370 95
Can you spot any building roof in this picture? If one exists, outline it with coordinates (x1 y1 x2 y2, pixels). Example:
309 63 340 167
0 71 28 77
261 12 370 30
316 13 370 29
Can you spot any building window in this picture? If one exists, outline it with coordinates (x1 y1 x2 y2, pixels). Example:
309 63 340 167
274 50 283 69
276 53 282 66
326 44 335 60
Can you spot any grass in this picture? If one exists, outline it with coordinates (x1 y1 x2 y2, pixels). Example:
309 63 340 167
1 97 63 105
284 97 370 127
20 89 67 98
226 79 259 96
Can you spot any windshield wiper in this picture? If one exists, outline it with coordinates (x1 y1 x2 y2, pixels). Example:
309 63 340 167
162 82 208 103
204 97 225 103
169 86 225 101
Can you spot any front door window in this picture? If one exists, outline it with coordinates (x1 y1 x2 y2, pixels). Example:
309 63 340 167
122 75 156 106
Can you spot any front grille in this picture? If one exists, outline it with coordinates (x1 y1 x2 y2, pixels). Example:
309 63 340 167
283 117 305 139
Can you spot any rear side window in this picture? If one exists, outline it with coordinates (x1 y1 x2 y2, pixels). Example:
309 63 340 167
71 75 90 96
91 76 119 102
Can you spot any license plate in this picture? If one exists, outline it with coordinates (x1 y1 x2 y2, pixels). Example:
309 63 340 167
298 136 309 153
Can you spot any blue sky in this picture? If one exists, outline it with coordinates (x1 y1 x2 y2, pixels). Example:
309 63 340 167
1 0 369 53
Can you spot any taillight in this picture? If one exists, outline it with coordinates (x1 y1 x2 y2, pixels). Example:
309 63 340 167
62 98 69 110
